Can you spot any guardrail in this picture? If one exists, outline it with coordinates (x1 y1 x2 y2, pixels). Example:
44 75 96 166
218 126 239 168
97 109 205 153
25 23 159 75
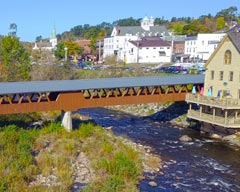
186 93 240 109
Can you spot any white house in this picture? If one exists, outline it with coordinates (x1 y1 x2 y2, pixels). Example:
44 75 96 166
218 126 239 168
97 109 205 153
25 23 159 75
103 16 170 62
33 25 57 51
124 38 172 64
184 33 226 62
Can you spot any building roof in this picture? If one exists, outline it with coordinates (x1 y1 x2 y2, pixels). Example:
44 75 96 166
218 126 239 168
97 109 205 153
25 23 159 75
227 24 240 33
205 32 240 67
0 75 204 95
186 35 197 40
114 26 170 37
228 32 240 53
162 35 186 42
129 39 171 47
76 39 91 53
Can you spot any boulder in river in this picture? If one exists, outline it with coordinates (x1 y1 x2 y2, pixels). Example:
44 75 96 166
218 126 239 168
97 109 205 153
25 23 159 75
179 135 193 142
148 181 157 187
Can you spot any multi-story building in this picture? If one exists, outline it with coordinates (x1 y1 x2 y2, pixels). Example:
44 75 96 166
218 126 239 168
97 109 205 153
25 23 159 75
184 33 226 62
124 38 171 64
103 16 170 62
186 32 240 134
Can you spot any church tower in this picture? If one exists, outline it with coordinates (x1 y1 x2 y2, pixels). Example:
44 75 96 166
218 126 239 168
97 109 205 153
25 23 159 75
141 16 155 31
50 24 57 48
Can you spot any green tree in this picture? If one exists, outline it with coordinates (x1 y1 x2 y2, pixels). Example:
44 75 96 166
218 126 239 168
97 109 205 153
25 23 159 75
9 23 17 37
0 36 31 81
84 27 99 39
171 22 184 34
216 17 226 30
89 38 97 52
54 41 84 60
54 41 66 59
216 6 238 21
115 17 141 26
35 35 42 42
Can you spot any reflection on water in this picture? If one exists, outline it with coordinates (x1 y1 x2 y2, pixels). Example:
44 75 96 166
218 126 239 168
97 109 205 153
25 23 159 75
78 108 240 192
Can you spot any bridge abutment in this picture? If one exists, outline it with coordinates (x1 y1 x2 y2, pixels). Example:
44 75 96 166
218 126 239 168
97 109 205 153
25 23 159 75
61 111 72 132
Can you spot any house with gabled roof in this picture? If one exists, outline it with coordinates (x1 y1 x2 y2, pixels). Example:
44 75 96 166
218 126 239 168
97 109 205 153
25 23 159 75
124 38 171 64
186 32 240 134
103 16 170 62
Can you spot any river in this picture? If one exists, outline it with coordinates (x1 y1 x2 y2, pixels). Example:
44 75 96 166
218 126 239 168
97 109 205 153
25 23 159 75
78 107 240 192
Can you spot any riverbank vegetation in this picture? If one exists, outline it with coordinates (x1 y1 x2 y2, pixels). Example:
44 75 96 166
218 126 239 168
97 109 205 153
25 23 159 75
0 113 143 191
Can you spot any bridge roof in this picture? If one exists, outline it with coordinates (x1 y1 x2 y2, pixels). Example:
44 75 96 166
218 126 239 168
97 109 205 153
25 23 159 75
0 75 204 94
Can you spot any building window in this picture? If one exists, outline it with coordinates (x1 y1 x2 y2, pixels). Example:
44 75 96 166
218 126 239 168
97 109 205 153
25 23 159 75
159 51 166 56
219 71 224 81
224 50 232 64
229 71 233 81
206 106 212 114
210 70 214 80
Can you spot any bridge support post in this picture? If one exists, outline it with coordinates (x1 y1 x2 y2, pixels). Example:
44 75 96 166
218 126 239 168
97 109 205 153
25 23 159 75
61 111 72 132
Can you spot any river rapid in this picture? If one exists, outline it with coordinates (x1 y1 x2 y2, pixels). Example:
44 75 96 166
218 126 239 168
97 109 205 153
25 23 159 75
78 107 240 192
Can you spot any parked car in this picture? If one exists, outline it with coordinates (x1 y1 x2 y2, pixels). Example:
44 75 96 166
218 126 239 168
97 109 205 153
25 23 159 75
77 61 87 69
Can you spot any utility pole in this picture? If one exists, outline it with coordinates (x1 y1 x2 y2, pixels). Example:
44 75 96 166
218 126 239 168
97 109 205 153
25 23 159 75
99 40 101 63
137 42 139 64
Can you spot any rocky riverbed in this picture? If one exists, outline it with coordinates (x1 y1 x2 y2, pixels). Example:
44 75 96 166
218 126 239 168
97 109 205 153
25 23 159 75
28 111 163 190
107 102 240 147
29 102 240 189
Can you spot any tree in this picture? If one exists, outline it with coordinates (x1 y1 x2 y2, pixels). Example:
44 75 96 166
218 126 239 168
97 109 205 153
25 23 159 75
64 41 83 56
35 35 42 42
97 29 106 40
0 36 31 81
9 23 17 37
89 38 97 52
54 41 84 60
216 17 226 30
54 42 66 59
116 17 141 26
216 6 238 21
171 22 184 35
84 27 99 39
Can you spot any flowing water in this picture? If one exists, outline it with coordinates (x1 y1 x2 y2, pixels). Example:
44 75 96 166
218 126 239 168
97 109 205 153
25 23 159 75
77 107 240 192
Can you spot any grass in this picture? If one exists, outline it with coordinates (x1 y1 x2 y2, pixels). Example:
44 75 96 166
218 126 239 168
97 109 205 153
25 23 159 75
81 124 143 192
0 116 143 192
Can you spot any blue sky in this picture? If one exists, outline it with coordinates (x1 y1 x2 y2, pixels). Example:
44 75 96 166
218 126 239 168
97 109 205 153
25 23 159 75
0 0 239 42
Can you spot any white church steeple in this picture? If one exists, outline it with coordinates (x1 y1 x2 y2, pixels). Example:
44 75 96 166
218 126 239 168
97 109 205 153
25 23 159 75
50 24 57 48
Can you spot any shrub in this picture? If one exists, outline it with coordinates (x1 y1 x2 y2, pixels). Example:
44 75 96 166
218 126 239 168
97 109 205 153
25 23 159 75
41 121 63 134
79 123 95 138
